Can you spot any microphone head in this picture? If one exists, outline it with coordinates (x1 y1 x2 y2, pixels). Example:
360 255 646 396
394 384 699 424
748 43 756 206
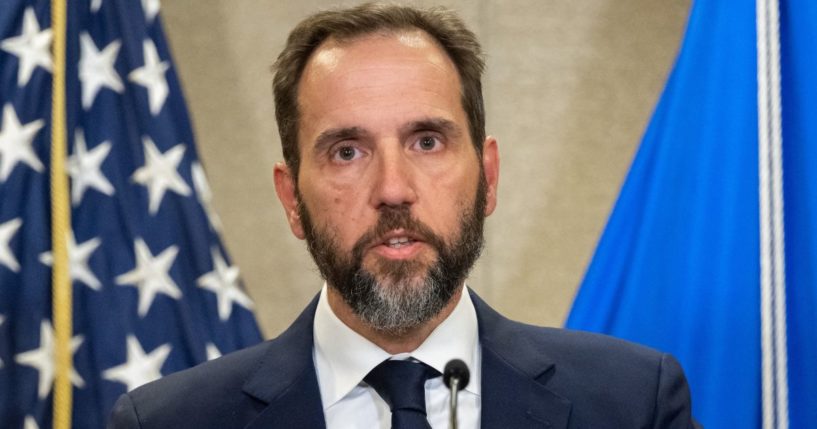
443 359 470 391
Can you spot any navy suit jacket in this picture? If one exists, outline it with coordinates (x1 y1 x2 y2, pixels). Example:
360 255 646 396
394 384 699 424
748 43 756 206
108 291 699 428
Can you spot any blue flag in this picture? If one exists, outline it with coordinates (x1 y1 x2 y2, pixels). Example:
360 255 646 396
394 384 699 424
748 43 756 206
0 1 263 428
566 0 817 428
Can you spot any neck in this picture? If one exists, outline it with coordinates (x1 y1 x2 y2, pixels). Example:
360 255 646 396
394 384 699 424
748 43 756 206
326 286 463 355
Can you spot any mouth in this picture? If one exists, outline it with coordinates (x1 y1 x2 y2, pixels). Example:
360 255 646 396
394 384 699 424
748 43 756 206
384 236 416 248
369 229 427 259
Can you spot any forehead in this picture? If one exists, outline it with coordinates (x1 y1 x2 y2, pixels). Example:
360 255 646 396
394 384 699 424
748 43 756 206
306 29 456 73
296 30 464 128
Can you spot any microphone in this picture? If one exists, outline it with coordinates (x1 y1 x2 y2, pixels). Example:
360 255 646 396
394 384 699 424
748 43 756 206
443 359 470 429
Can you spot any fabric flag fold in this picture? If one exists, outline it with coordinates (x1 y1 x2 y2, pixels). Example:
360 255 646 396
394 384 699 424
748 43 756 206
0 1 263 428
566 0 817 428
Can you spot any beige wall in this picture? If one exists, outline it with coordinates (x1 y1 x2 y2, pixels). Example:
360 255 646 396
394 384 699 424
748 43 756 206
161 1 690 338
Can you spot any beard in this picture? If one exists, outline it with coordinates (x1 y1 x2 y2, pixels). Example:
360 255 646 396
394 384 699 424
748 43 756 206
298 175 487 335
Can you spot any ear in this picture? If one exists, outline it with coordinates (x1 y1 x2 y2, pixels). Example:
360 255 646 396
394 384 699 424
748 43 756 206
481 136 499 216
273 162 306 239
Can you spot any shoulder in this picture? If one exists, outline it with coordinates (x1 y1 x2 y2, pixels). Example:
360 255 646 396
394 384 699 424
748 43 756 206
472 289 667 375
108 296 322 428
472 293 697 427
490 314 672 382
516 326 695 427
137 339 271 399
544 326 686 393
527 324 671 373
472 289 670 377
108 341 272 429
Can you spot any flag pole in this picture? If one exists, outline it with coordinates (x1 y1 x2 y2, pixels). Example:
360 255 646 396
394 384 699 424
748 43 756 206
50 0 73 427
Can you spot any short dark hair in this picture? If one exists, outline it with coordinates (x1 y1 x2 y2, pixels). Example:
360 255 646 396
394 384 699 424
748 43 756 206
272 2 486 179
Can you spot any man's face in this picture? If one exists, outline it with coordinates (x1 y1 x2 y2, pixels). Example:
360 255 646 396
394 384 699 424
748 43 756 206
274 30 498 333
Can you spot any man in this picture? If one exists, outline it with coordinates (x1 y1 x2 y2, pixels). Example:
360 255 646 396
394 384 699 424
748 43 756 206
109 3 699 428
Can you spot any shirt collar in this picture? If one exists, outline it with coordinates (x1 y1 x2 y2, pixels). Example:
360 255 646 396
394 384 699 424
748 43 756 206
312 283 481 409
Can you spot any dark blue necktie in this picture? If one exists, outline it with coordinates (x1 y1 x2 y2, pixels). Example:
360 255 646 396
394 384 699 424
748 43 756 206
364 360 441 429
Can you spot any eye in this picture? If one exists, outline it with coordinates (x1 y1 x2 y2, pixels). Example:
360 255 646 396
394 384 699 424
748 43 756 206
331 145 363 162
414 135 441 152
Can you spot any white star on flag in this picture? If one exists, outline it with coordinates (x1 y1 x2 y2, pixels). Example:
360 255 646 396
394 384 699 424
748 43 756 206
39 232 103 291
198 247 253 321
0 104 45 182
68 128 114 205
90 0 103 13
0 7 53 87
24 416 39 429
191 162 222 231
79 32 123 109
132 138 190 214
141 0 161 23
14 320 85 399
0 217 23 272
128 39 169 115
115 239 182 317
205 342 222 361
102 335 171 392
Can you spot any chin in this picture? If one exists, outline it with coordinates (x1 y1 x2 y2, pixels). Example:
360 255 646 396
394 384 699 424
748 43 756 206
368 258 432 287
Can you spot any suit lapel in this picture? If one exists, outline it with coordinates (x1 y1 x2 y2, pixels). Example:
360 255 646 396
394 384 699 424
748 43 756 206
242 295 326 429
472 291 572 429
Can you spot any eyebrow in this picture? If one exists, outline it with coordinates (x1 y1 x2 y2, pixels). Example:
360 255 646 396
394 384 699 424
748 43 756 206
399 117 463 138
313 126 369 152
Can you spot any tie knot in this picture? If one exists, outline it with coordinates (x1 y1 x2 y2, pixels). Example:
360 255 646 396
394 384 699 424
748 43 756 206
364 360 440 413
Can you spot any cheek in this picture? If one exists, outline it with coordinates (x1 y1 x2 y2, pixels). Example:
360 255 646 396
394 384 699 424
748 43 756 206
419 172 478 228
299 175 356 211
302 187 370 240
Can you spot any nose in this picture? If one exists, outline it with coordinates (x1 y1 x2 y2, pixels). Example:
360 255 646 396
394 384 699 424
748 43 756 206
371 148 418 209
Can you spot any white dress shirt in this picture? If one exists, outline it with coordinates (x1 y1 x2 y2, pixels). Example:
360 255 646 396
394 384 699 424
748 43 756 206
313 284 481 429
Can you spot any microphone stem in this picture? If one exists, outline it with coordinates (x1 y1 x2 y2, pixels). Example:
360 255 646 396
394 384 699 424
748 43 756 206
449 378 460 429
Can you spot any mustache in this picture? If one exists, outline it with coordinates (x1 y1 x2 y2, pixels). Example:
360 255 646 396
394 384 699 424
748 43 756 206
350 206 446 259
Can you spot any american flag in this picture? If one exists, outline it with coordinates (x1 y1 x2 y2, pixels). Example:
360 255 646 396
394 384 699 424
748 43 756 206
0 1 263 428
